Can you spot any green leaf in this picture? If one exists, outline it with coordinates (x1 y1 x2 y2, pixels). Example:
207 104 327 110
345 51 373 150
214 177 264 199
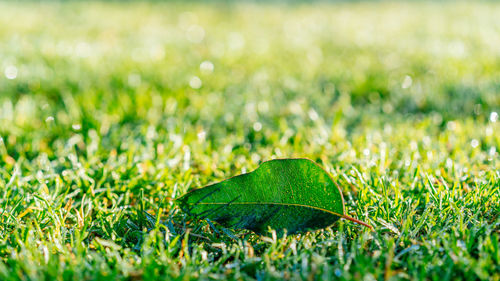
176 158 371 235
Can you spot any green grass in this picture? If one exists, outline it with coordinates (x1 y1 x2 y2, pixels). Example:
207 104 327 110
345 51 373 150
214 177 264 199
0 1 499 280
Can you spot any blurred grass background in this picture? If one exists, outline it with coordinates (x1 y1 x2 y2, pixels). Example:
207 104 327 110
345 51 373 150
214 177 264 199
0 1 499 280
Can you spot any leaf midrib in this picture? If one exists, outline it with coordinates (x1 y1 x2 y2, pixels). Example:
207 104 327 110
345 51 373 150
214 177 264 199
196 201 344 217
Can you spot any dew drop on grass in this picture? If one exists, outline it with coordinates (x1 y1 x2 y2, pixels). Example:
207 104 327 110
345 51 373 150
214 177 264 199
251 153 260 163
4 65 17 80
401 75 412 89
308 109 319 121
189 76 202 89
253 122 262 132
197 130 206 141
470 139 479 148
200 61 214 74
223 144 232 155
490 112 498 123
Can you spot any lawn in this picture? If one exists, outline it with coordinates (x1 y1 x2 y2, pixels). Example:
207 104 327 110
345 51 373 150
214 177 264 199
0 1 499 280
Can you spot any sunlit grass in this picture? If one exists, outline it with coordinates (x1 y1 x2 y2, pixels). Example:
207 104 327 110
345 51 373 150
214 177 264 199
0 1 498 280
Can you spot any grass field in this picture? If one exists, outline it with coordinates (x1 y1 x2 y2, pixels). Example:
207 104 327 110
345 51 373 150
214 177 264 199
0 1 499 280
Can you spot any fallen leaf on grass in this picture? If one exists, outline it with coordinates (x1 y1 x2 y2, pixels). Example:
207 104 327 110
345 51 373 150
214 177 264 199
177 158 372 235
